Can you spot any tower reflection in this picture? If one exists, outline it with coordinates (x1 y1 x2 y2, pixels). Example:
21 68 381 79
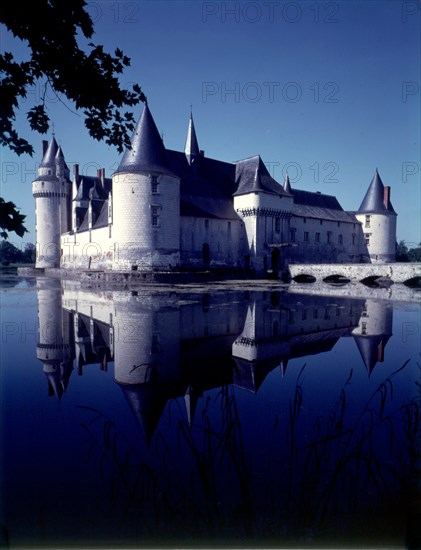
35 285 394 439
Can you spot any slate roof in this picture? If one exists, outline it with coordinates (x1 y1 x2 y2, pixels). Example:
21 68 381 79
233 156 290 197
166 149 239 219
358 170 396 215
40 136 58 168
291 189 357 223
74 176 111 201
116 104 176 176
78 199 108 231
94 201 109 228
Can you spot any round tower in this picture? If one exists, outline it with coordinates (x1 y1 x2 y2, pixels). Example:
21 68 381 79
113 294 180 442
112 105 180 271
352 298 393 374
36 279 74 398
32 137 72 268
356 170 397 263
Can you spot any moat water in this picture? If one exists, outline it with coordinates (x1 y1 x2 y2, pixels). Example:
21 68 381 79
1 272 420 548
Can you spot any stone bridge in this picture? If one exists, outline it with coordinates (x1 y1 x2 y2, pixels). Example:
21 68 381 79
288 262 421 284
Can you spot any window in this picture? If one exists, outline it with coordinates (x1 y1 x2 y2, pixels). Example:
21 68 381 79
327 231 332 244
338 234 343 245
365 215 371 228
275 218 281 232
151 205 159 227
304 231 309 242
151 175 159 193
204 219 209 229
364 233 371 246
290 228 296 242
303 217 307 224
361 321 367 335
313 308 318 319
337 222 341 227
320 219 323 225
315 232 320 243
302 309 307 321
352 233 356 245
228 221 231 232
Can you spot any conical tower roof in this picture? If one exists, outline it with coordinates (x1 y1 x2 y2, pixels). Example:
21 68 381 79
283 174 292 194
358 170 396 215
119 384 168 445
40 136 58 168
116 104 174 175
55 145 69 171
184 113 200 165
354 335 390 375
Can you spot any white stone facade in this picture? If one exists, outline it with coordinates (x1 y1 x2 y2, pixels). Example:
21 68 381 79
112 171 180 271
355 212 397 263
32 108 397 275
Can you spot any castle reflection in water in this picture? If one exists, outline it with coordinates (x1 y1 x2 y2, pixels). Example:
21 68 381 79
36 280 393 441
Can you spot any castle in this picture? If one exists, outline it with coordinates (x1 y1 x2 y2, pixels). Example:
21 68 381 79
32 104 397 274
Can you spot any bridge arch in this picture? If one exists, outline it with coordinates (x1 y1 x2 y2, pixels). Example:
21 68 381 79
360 275 393 287
403 276 421 288
323 274 351 285
292 274 316 283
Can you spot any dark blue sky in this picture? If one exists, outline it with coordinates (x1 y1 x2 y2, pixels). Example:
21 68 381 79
1 0 420 245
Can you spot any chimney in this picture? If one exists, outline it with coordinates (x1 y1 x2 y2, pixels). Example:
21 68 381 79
42 140 48 156
97 168 105 188
73 163 79 181
200 150 205 157
383 186 391 209
377 341 384 363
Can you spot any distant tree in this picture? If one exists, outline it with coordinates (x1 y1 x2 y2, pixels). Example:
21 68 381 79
0 0 146 237
22 242 36 263
0 240 24 265
396 240 409 262
408 245 421 263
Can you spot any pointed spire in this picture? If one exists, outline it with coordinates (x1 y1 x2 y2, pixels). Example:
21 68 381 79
55 145 64 160
40 136 58 168
184 385 200 426
358 169 395 214
184 111 200 165
116 104 172 175
283 173 292 194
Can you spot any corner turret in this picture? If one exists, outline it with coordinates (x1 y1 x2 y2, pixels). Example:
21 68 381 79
355 170 397 263
32 136 72 268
